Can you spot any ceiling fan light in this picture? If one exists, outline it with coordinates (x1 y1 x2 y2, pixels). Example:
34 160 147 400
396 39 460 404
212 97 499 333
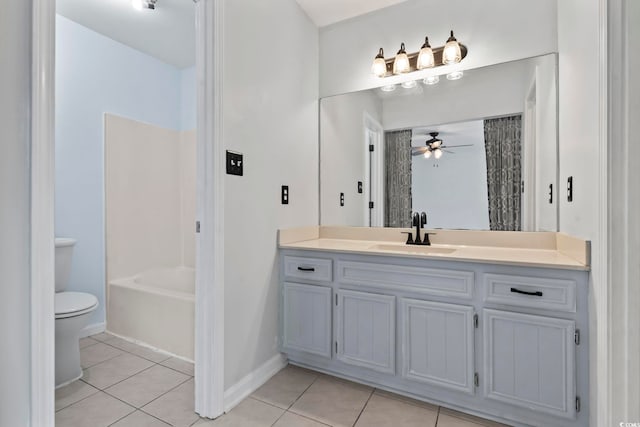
423 75 439 85
424 150 432 159
393 43 410 74
371 48 387 78
432 140 442 148
434 148 443 159
132 0 144 10
416 37 435 70
442 30 462 65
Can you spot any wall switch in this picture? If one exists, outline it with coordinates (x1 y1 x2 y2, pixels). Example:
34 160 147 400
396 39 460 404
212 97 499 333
340 192 345 207
281 185 289 205
226 151 243 176
567 176 573 202
357 181 363 194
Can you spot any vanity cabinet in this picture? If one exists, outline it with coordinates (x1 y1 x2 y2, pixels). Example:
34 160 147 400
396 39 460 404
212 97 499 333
280 250 589 427
336 289 395 374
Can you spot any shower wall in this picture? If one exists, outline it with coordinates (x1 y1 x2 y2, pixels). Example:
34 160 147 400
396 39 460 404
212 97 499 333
105 114 196 283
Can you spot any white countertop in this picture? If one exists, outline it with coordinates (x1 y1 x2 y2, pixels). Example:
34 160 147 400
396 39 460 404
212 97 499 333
278 227 590 271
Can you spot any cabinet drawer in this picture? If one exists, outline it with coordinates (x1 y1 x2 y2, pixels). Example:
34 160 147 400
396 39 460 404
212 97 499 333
284 256 333 282
484 274 577 312
337 260 474 299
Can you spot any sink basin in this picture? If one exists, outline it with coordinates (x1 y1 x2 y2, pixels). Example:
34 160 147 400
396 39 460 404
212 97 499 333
370 244 457 256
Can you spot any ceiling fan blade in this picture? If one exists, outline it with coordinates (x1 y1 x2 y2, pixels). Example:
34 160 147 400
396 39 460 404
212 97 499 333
441 144 473 148
411 147 428 155
442 149 456 154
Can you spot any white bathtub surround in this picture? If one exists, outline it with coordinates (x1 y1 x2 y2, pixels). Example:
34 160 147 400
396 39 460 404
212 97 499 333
108 267 195 360
278 226 590 269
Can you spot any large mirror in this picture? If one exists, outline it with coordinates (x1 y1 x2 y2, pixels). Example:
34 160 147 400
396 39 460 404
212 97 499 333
320 54 558 231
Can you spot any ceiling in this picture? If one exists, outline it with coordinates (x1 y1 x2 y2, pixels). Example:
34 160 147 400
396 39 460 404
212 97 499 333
57 0 195 69
294 0 410 27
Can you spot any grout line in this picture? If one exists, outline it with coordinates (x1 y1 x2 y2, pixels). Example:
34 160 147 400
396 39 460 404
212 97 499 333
351 387 374 427
284 372 319 410
435 406 440 427
105 405 137 427
54 383 101 413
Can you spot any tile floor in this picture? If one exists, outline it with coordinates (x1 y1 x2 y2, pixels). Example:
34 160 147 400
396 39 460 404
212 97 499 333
57 333 510 427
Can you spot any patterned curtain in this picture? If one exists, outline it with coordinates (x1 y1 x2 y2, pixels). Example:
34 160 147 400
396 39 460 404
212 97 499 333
484 116 522 231
385 130 412 227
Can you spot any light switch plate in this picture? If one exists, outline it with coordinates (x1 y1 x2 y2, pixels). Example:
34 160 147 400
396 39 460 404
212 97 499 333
281 185 289 205
226 151 243 176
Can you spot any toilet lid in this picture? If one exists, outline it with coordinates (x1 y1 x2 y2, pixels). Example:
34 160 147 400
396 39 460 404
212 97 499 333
55 292 98 319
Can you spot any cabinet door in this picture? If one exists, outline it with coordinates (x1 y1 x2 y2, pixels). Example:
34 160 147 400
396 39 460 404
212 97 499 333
401 299 475 394
483 309 576 419
336 289 395 374
283 282 332 358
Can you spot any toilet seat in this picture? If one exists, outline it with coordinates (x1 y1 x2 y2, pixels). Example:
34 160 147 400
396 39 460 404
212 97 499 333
55 292 98 319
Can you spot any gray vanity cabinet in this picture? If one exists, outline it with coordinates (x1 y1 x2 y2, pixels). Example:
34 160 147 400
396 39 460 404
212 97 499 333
336 289 395 374
401 299 475 394
484 309 576 419
282 282 332 358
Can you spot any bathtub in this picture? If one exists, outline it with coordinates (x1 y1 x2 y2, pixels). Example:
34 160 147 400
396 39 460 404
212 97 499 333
107 267 195 360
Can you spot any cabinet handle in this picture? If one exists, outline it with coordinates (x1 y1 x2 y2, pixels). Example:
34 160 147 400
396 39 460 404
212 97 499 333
297 266 315 272
510 287 543 297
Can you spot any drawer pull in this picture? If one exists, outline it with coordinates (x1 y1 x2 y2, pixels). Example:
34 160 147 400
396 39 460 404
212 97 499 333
510 287 543 297
297 266 316 272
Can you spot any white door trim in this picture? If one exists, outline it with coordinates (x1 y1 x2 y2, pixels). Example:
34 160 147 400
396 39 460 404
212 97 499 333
31 0 56 424
30 0 225 423
194 0 225 419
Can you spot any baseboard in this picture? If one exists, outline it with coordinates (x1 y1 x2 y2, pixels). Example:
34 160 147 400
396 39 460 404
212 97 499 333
223 353 287 412
80 322 105 338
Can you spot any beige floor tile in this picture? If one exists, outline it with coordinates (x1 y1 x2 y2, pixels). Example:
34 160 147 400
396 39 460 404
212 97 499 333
373 388 439 411
82 353 155 389
160 357 195 376
106 364 190 408
55 391 134 427
251 365 318 409
289 375 373 427
273 411 329 427
80 342 123 368
142 378 199 427
110 410 171 426
91 332 115 342
438 408 512 427
55 380 100 411
355 393 438 427
79 337 99 349
195 398 284 427
106 336 171 363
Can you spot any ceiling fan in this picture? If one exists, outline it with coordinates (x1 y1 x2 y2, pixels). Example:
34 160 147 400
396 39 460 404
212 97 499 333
411 132 473 159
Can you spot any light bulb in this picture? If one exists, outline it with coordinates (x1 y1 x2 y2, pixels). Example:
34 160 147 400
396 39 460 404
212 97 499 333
393 43 410 74
380 84 397 92
423 75 439 85
443 31 462 65
371 48 387 78
401 80 417 89
424 150 432 159
132 0 144 10
416 37 434 70
446 70 464 81
434 148 443 159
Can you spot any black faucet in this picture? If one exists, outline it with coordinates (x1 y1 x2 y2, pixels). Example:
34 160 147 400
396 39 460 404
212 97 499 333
402 212 432 246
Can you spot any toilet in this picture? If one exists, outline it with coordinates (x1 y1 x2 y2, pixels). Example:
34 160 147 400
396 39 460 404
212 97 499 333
55 238 98 388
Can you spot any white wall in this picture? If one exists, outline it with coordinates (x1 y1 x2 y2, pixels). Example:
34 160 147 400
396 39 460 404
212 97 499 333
382 58 532 130
0 1 32 424
411 121 490 230
321 91 382 226
105 115 195 283
222 0 319 389
56 15 195 325
319 0 557 97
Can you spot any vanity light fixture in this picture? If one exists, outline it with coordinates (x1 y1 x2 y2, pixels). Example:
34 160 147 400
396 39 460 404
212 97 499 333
132 0 157 10
446 70 464 81
380 84 397 92
423 75 440 85
371 31 467 78
401 80 418 89
393 43 411 74
442 31 462 65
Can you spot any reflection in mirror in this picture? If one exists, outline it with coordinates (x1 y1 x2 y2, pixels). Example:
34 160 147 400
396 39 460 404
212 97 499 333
320 54 558 232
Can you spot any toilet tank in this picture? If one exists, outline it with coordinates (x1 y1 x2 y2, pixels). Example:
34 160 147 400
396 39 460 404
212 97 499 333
55 238 76 293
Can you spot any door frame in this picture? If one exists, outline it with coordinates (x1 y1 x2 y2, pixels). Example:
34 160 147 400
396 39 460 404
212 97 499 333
363 112 384 227
30 0 225 423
